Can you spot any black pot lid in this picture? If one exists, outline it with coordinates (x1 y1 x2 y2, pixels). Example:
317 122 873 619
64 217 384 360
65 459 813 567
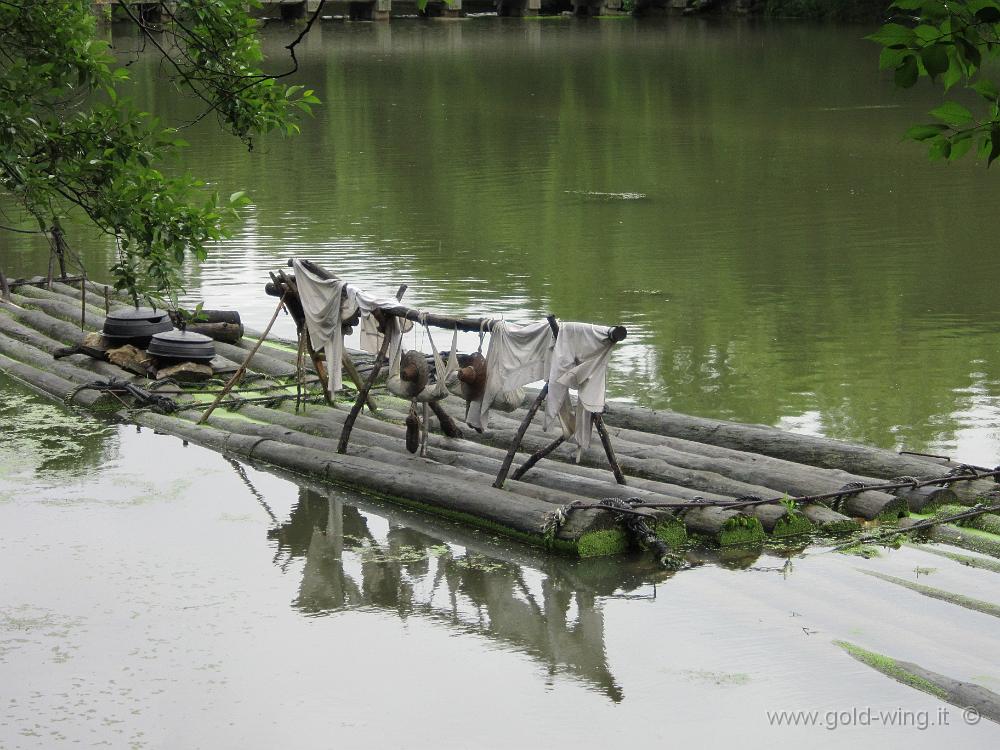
106 307 170 322
150 329 213 345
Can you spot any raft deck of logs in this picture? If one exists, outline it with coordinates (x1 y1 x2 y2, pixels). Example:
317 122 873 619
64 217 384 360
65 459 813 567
3 265 1000 561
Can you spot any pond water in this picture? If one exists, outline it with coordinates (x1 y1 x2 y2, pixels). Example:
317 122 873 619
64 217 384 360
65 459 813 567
2 16 1000 749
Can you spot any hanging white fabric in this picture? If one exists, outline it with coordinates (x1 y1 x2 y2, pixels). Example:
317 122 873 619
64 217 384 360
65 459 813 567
544 322 614 460
468 319 555 431
293 259 348 395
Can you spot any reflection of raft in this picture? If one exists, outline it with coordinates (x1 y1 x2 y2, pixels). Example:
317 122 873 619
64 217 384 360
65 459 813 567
2 271 1000 560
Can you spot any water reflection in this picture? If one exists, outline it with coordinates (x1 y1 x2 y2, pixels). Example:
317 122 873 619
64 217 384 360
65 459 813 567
268 485 683 702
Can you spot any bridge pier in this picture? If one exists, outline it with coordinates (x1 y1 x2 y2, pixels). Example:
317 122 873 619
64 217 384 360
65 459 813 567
573 0 627 15
497 0 541 17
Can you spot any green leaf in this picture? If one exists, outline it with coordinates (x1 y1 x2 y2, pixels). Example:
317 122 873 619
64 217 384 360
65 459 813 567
972 78 999 100
949 135 974 160
921 45 949 79
895 55 920 88
929 101 974 125
942 53 963 91
929 138 952 160
905 123 949 140
867 24 916 49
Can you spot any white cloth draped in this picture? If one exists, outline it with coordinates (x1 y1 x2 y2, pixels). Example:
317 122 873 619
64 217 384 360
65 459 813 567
293 260 349 395
294 260 409 394
468 319 555 430
544 322 614 460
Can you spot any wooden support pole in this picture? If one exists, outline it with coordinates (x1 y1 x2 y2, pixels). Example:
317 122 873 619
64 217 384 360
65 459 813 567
79 277 87 331
103 286 110 316
594 413 626 485
0 268 10 303
337 284 407 454
512 435 565 481
197 293 286 425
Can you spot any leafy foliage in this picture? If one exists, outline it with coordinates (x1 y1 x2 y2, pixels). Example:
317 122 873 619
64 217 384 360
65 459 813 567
0 0 320 306
869 1 1000 165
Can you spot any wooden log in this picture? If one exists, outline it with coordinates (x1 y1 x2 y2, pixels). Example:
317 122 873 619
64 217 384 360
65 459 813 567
179 321 244 344
200 415 596 513
0 301 95 344
0 331 126 391
799 502 861 533
898 517 1000 559
130 412 621 553
441 409 905 521
895 485 958 513
219 402 771 544
598 399 995 503
933 505 1000 536
269 399 854 534
836 641 1000 725
49 280 110 310
211 339 297 378
0 313 124 381
8 288 106 330
535 406 960 513
0 351 115 409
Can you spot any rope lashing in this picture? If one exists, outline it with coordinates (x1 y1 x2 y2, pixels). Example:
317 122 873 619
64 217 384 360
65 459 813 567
597 497 673 564
542 499 583 543
831 481 868 512
66 378 178 413
935 464 985 486
891 475 920 489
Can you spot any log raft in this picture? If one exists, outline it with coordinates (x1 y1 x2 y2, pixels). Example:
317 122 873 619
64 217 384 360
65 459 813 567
3 274 1000 559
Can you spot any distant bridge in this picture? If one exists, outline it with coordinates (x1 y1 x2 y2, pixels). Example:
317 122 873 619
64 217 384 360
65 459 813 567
93 0 642 22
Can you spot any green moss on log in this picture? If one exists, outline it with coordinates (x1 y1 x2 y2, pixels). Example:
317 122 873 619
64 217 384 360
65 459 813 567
718 515 765 547
834 641 948 700
577 529 628 558
656 518 687 548
771 510 813 538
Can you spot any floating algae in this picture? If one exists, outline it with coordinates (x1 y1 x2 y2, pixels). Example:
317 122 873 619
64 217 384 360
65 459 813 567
0 383 116 484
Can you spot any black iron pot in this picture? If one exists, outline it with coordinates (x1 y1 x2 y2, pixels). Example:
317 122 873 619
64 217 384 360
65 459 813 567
103 308 174 348
146 329 216 363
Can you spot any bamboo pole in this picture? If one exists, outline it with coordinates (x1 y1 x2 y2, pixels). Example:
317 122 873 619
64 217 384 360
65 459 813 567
197 293 286 425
